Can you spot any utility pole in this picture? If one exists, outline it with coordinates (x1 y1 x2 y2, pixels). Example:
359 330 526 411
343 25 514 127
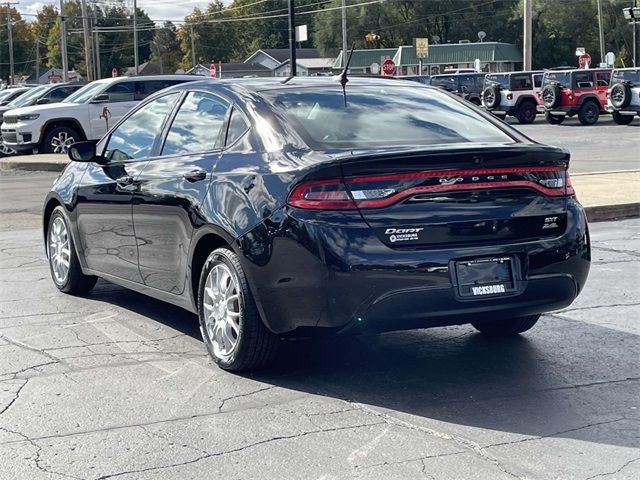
59 0 69 82
190 23 196 70
6 2 18 86
523 0 532 71
597 0 605 64
288 0 297 76
92 1 100 79
341 0 347 68
35 38 40 84
80 0 92 81
132 0 139 74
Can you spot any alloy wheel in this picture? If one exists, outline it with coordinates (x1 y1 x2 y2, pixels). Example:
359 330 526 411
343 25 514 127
203 263 241 361
49 217 71 284
611 89 624 104
0 139 15 156
50 132 76 154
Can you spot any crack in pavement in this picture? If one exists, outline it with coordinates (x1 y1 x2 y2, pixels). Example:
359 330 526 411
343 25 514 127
217 385 275 412
0 379 29 417
0 360 60 380
556 302 640 314
347 450 464 476
94 421 386 480
585 456 640 479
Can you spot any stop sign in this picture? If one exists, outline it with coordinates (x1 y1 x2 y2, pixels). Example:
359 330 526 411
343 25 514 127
382 58 396 76
578 53 591 69
209 63 217 78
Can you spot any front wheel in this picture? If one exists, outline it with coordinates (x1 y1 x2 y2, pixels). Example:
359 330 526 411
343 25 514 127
578 102 600 126
42 126 81 154
612 111 634 125
198 247 279 372
47 206 97 294
472 314 540 335
544 112 565 125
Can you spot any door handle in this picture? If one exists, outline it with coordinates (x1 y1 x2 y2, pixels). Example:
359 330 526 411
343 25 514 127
183 169 207 183
116 175 137 191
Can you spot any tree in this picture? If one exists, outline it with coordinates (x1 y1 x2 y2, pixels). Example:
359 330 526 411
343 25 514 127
0 6 36 83
31 4 58 73
151 22 183 74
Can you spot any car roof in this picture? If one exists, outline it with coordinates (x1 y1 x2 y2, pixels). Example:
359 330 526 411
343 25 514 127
543 69 611 74
92 74 205 85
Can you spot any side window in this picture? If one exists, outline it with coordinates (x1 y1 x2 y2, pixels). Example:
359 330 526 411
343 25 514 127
162 92 230 156
574 72 593 89
596 72 610 87
533 74 542 88
459 75 475 91
49 87 73 100
104 93 179 162
511 74 532 90
225 108 250 147
104 82 135 102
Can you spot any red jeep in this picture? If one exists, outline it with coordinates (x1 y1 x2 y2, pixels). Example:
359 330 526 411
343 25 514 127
538 69 611 125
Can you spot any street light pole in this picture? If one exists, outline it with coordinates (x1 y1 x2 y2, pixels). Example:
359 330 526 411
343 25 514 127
81 0 93 81
133 0 139 75
288 0 297 76
190 23 196 70
341 0 347 68
523 0 532 70
597 0 606 64
59 0 69 82
6 4 15 85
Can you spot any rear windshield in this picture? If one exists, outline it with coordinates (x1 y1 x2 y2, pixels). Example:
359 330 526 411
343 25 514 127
484 74 509 89
265 86 514 149
430 76 457 90
543 72 570 86
612 69 640 85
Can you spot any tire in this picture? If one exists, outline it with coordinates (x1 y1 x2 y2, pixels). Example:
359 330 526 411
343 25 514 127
198 247 279 372
578 101 600 125
541 83 561 109
515 101 537 124
472 314 540 335
42 126 81 154
47 206 97 295
482 85 501 109
609 82 631 109
0 139 15 157
544 111 565 124
612 111 634 125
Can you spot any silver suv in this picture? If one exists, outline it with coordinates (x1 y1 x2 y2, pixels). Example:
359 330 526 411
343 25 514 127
606 68 639 125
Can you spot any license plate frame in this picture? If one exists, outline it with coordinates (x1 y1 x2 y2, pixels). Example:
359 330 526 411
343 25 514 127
455 256 517 298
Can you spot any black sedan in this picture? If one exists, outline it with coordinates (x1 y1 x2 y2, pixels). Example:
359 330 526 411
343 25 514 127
44 77 590 371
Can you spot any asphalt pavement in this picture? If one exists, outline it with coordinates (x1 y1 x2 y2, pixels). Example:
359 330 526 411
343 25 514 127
0 170 639 479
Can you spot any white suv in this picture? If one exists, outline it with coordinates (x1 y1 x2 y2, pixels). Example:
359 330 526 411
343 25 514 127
606 68 639 125
1 75 203 154
481 71 543 124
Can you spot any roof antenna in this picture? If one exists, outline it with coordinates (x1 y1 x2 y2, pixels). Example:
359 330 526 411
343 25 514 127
333 42 356 107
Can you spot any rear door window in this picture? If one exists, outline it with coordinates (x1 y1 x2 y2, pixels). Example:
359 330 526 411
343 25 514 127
573 71 593 89
596 72 610 87
104 82 135 102
511 74 532 90
162 91 230 156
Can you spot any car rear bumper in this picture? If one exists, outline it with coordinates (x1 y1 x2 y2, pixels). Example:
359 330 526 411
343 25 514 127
239 199 590 335
604 105 640 115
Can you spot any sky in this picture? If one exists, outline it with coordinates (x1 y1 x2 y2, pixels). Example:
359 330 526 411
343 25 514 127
19 0 216 23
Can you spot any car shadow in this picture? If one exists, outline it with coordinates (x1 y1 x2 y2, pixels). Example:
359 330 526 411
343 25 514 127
88 280 638 450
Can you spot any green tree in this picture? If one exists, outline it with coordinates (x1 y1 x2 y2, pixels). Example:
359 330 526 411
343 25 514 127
151 22 183 74
0 6 36 83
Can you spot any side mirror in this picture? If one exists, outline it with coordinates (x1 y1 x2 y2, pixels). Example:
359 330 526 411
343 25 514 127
36 98 51 105
91 93 110 104
0 100 8 106
68 141 98 163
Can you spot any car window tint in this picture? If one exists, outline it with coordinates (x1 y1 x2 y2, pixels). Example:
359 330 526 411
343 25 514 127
268 86 514 149
484 74 509 89
225 108 249 147
596 72 610 87
104 82 135 102
533 74 542 88
612 69 640 84
573 72 593 89
104 93 179 162
511 74 532 90
49 87 73 100
162 92 229 156
459 75 475 90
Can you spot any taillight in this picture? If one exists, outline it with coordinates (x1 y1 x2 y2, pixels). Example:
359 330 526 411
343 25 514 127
288 179 356 210
288 167 573 210
506 93 513 100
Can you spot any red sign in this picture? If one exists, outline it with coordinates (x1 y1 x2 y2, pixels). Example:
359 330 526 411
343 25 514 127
209 63 217 78
578 53 591 69
112 67 118 78
382 58 396 76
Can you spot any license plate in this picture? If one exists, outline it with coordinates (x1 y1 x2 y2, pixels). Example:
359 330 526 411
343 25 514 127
455 257 515 297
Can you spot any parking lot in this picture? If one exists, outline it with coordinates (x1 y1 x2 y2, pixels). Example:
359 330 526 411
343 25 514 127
1 159 639 478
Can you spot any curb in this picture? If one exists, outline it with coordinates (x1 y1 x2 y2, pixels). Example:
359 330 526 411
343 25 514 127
584 203 640 223
0 158 66 172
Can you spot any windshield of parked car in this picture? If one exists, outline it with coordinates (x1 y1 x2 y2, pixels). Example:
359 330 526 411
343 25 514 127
612 69 640 85
0 89 19 102
7 85 50 107
266 86 514 149
484 74 510 89
63 81 108 104
543 72 571 87
429 76 458 90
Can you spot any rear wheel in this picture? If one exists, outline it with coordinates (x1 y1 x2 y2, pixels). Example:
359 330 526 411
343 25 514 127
515 102 537 124
578 101 600 125
544 112 565 124
198 247 279 371
472 314 540 335
612 111 634 125
47 206 97 294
